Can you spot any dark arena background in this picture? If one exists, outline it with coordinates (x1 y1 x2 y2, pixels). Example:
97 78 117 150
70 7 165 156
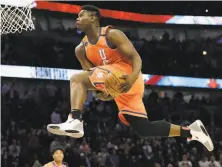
1 1 222 167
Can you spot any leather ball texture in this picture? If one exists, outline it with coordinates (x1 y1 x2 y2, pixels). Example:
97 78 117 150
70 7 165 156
105 69 126 97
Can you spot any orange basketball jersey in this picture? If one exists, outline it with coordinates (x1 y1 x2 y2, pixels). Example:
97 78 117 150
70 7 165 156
82 26 132 74
83 26 147 125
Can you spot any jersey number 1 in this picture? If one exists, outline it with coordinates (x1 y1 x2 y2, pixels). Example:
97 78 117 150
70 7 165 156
99 49 107 65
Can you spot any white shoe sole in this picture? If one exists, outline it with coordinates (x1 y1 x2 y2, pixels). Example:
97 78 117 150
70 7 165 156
47 124 67 136
47 124 84 138
189 120 214 151
67 131 84 138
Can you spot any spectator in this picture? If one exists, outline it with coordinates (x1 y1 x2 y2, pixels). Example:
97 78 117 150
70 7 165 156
189 147 200 166
97 148 108 167
179 154 192 167
199 156 209 167
106 148 119 167
9 139 20 157
28 129 40 155
78 153 91 167
209 155 221 167
51 107 62 124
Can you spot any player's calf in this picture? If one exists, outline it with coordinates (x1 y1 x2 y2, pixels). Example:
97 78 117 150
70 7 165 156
124 114 214 151
124 114 192 138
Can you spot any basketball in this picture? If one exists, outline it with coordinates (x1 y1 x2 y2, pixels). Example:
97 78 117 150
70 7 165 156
105 70 126 97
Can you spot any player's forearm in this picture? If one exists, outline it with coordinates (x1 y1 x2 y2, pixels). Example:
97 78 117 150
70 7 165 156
131 54 142 77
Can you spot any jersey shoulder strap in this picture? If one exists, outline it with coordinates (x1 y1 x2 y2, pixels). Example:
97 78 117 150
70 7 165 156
82 35 87 42
101 25 114 36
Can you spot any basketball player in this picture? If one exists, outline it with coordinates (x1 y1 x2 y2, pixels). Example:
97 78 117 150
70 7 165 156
43 147 67 167
47 5 214 151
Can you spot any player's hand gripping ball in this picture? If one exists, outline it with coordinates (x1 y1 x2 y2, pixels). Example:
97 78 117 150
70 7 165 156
104 69 127 97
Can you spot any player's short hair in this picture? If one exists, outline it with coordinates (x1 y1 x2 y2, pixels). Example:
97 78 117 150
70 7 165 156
51 145 64 155
81 5 101 20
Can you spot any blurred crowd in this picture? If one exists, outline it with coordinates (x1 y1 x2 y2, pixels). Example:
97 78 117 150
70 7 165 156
2 28 222 78
2 78 222 167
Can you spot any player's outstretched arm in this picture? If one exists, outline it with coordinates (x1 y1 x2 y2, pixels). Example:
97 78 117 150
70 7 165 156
75 42 94 71
106 29 142 78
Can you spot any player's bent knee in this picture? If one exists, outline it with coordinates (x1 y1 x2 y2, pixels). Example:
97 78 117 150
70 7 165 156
70 74 82 84
70 72 95 90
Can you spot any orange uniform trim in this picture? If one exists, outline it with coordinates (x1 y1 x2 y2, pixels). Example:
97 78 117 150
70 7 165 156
121 110 148 117
118 111 148 126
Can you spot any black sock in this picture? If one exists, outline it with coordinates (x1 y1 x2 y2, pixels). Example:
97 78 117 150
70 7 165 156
180 127 192 138
70 109 82 121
